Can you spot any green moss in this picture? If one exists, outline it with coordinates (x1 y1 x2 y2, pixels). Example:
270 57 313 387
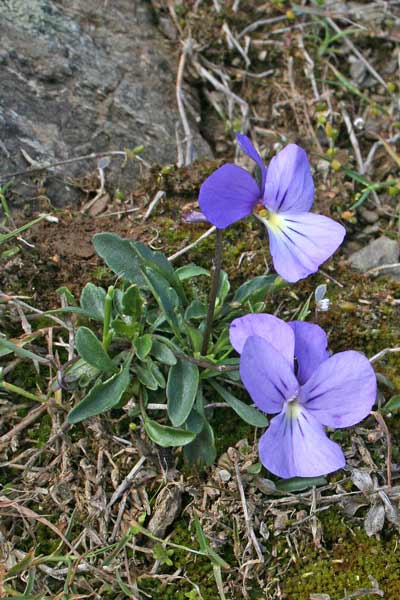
139 518 221 600
212 407 254 455
27 413 52 448
282 510 400 599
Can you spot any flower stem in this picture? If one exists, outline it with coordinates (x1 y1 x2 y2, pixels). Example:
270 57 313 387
201 228 223 356
102 285 114 352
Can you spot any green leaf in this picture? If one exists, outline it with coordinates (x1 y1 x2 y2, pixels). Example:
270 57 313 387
134 362 159 390
112 317 140 340
185 408 205 435
0 214 47 244
176 264 210 281
150 339 177 366
276 476 327 493
185 324 203 354
67 358 131 423
80 283 106 321
383 395 400 414
149 359 166 389
122 284 143 318
75 327 116 373
132 241 187 304
210 381 268 427
233 275 281 304
246 462 262 475
0 337 49 364
215 270 230 309
167 359 199 427
193 517 229 569
185 299 207 321
144 418 196 447
62 358 100 389
184 417 216 467
56 286 76 305
93 233 146 287
143 268 183 336
133 334 152 361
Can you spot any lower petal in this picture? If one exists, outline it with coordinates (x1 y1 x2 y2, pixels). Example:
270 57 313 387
258 408 345 478
266 212 345 283
199 163 260 229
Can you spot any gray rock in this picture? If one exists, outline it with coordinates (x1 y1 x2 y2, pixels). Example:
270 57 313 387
348 235 399 273
359 208 379 224
0 0 210 207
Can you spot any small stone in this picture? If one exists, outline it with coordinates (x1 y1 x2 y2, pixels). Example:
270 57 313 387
218 469 231 482
348 235 399 273
359 208 379 224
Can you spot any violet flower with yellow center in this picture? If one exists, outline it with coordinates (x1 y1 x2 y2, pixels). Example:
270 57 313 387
229 314 377 478
199 134 346 283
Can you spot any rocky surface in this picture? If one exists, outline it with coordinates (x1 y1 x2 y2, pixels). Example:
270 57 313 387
348 235 400 279
0 0 210 206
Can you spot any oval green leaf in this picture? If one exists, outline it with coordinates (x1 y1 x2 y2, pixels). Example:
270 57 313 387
75 327 116 373
68 359 131 424
167 358 199 427
144 418 196 447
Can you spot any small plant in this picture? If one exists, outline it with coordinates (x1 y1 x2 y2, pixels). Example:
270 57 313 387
1 135 378 478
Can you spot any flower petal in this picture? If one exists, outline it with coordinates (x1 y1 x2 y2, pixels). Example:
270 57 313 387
266 212 346 283
259 408 346 478
230 313 294 365
182 210 209 223
263 144 314 213
240 336 298 414
236 134 266 193
199 163 260 229
301 350 376 428
289 321 329 385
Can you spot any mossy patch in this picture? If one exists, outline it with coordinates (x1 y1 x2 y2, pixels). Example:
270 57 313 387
282 510 400 599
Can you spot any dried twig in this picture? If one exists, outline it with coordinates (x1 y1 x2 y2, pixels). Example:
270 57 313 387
326 17 387 89
0 403 48 448
371 411 392 488
234 461 264 564
369 346 400 364
176 38 194 166
168 225 216 261
107 455 147 510
340 102 364 173
143 190 166 221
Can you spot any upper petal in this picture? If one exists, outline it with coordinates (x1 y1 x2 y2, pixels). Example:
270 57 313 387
199 163 260 229
263 144 314 213
236 134 266 193
289 321 329 385
301 350 377 428
258 408 346 478
266 212 346 283
240 336 298 414
230 313 294 366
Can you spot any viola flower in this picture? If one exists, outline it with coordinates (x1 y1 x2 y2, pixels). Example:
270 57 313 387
229 314 376 478
199 135 345 283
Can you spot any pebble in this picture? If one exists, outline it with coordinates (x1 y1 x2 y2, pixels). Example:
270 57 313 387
348 235 399 273
359 208 379 224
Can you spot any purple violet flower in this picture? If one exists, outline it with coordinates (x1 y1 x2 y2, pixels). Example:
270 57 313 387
229 314 377 478
199 135 346 283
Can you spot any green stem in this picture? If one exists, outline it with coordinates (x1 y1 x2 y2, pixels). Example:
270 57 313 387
201 229 223 356
0 380 44 403
102 285 114 352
